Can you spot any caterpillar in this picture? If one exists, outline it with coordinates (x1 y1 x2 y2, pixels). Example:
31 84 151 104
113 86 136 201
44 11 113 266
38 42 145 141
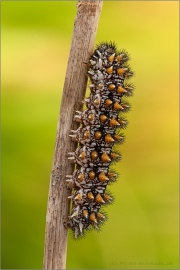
66 42 134 238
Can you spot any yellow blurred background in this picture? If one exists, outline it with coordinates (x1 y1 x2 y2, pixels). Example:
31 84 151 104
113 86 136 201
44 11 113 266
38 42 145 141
1 1 179 269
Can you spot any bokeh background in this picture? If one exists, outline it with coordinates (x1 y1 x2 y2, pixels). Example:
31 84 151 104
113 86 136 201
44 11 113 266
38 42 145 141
1 1 179 269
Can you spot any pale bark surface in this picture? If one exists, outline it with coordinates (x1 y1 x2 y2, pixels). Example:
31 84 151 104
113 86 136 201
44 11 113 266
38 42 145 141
43 1 103 269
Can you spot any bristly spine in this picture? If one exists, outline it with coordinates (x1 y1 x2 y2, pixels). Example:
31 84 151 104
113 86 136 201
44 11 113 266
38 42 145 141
67 42 134 239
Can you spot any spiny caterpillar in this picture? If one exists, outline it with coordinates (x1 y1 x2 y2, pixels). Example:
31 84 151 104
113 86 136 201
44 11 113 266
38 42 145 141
66 42 134 238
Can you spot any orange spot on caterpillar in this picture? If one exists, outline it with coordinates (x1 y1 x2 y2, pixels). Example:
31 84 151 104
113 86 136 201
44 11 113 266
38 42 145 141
98 172 109 182
104 134 114 144
91 151 98 160
100 114 107 123
106 66 113 74
94 131 102 140
101 152 111 162
95 193 105 204
108 84 116 91
87 192 94 200
88 171 95 180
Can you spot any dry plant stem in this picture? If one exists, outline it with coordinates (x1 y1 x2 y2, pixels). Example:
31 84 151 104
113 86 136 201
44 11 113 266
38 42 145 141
43 1 103 269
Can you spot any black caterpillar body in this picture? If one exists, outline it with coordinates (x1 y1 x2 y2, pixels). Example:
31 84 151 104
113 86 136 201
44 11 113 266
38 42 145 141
67 42 134 238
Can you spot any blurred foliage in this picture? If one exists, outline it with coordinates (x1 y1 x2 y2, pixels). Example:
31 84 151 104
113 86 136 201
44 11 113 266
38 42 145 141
1 1 179 269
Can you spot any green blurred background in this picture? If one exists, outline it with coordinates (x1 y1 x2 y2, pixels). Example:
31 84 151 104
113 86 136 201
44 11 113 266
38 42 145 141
1 1 179 269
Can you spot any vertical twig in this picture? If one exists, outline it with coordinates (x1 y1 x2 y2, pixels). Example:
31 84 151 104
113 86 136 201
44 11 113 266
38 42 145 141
43 1 103 269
